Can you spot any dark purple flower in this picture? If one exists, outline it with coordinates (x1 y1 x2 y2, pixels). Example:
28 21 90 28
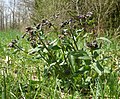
48 22 53 28
69 18 73 23
60 20 69 28
78 15 86 19
36 23 41 29
60 22 65 28
11 40 17 44
8 40 17 48
8 42 14 48
42 19 46 24
26 26 33 32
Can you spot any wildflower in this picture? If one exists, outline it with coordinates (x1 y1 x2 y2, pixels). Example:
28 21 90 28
8 42 15 48
86 40 98 50
60 22 65 28
69 18 73 23
62 29 68 35
78 15 86 19
60 20 69 28
12 39 17 44
48 22 53 28
21 33 27 38
58 34 65 39
42 19 47 24
26 26 33 32
36 23 41 29
8 40 17 48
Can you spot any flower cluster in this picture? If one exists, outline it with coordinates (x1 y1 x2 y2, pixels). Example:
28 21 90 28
8 40 17 48
78 12 93 19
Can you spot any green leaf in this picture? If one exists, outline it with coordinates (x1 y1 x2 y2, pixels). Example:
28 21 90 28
35 54 42 59
48 45 61 50
68 54 75 72
84 60 91 65
69 50 88 57
88 20 95 25
76 29 83 33
29 80 39 84
78 56 91 60
85 77 92 82
104 67 110 73
28 47 40 54
96 37 112 43
48 39 61 50
49 39 58 45
93 61 104 76
73 65 90 77
69 50 91 60
12 49 19 54
93 51 99 59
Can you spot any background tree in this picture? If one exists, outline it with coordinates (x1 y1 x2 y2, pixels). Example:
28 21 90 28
0 0 32 30
0 0 5 30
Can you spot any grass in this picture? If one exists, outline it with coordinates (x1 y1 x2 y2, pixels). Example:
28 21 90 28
0 29 120 99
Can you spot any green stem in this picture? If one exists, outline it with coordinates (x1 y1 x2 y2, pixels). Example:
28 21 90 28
38 51 48 64
70 29 78 50
61 46 68 65
38 34 60 70
15 44 28 53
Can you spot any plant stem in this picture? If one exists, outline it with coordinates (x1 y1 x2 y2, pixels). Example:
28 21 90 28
70 29 78 51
